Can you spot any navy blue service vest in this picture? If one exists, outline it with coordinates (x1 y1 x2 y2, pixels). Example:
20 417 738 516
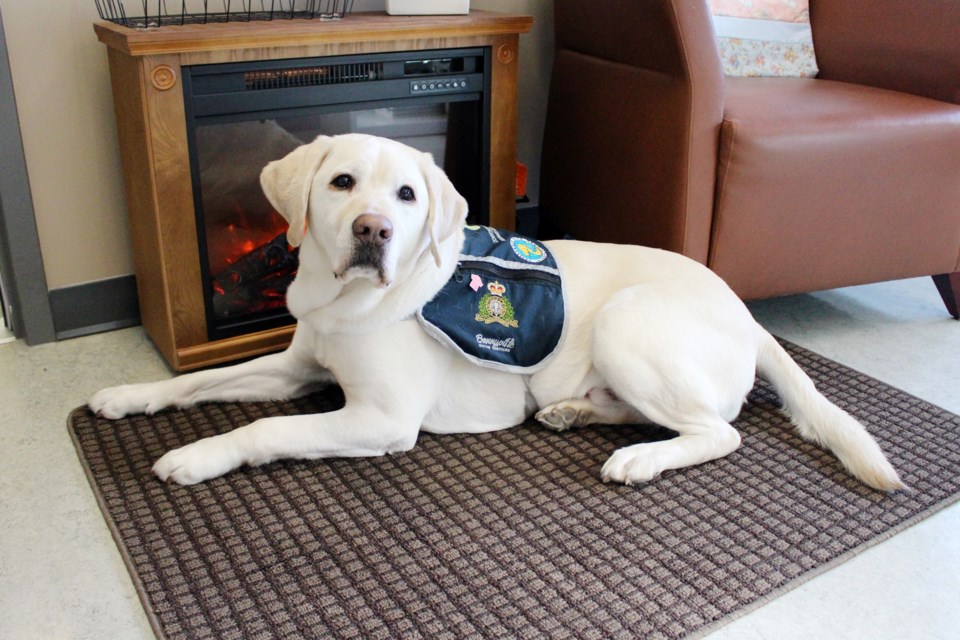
417 226 567 373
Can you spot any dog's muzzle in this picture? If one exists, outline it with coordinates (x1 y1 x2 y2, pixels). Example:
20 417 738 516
336 214 393 286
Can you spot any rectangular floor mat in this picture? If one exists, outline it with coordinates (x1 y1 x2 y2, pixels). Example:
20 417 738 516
69 342 960 639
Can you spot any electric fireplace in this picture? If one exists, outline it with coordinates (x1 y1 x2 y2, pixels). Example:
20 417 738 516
95 12 532 370
185 49 490 340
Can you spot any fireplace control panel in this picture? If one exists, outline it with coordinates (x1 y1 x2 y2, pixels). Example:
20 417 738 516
410 77 471 94
188 49 486 118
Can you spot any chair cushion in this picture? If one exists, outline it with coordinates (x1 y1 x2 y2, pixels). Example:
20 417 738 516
711 78 960 299
710 0 818 77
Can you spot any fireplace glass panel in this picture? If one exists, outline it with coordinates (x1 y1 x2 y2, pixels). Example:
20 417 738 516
193 100 485 339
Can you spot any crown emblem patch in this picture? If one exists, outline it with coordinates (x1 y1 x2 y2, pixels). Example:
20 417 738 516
475 280 519 328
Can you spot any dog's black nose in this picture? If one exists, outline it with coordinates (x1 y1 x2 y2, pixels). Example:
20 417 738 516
352 214 393 246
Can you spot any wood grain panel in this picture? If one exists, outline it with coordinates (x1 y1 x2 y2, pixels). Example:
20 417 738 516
177 326 296 371
94 12 532 56
488 34 521 230
141 55 208 361
105 49 177 364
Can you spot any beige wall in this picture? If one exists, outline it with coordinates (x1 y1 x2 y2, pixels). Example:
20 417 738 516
2 0 130 290
2 0 552 291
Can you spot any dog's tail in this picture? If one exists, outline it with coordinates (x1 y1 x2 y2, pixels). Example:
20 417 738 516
755 330 905 491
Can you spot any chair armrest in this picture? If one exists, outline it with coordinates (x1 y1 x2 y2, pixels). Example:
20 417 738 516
811 0 960 104
540 0 723 262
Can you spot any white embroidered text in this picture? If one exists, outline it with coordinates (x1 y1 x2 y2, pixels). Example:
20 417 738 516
475 334 515 353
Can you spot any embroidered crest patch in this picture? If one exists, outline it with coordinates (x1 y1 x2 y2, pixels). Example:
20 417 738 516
417 226 567 373
475 281 519 327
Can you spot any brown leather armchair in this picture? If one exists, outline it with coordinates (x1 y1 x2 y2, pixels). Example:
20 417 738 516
539 0 960 318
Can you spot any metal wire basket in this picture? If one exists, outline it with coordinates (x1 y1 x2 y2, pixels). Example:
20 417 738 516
95 0 355 28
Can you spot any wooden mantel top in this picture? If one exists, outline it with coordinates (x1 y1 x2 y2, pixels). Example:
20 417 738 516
94 11 533 56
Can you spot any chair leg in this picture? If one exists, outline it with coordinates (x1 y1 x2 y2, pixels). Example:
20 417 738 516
932 272 960 319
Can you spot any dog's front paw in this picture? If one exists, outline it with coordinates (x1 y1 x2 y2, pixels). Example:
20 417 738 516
153 434 243 485
89 384 172 419
600 445 665 486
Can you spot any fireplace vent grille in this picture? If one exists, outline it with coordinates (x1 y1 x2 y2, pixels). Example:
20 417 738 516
244 63 384 90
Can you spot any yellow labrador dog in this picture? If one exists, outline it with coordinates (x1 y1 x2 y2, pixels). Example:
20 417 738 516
90 134 903 491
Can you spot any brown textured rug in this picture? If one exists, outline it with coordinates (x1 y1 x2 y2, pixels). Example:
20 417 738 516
69 342 960 640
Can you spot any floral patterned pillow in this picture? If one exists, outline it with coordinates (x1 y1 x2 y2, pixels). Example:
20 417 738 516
709 0 819 77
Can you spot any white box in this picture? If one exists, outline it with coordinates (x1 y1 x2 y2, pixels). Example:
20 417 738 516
386 0 470 16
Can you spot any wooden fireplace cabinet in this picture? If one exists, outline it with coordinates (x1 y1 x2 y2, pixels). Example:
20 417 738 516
95 11 533 371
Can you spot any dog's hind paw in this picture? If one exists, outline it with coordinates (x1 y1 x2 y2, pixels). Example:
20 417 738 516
600 445 667 486
536 403 582 432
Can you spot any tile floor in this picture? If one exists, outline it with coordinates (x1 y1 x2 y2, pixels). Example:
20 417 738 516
0 277 957 640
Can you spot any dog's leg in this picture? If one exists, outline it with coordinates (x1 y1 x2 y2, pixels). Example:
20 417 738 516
151 407 421 485
89 330 331 419
593 348 747 484
148 320 451 484
599 412 741 485
586 284 757 485
536 388 644 431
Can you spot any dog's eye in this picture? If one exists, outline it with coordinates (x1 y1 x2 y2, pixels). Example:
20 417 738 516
398 186 416 202
331 174 354 190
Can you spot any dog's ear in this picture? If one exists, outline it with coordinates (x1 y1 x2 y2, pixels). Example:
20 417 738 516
260 135 333 247
421 154 468 266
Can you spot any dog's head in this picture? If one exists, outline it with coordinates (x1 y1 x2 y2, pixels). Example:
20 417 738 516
260 134 467 289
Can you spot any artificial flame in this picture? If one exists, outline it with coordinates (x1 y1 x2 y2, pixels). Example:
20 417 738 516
204 204 298 320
